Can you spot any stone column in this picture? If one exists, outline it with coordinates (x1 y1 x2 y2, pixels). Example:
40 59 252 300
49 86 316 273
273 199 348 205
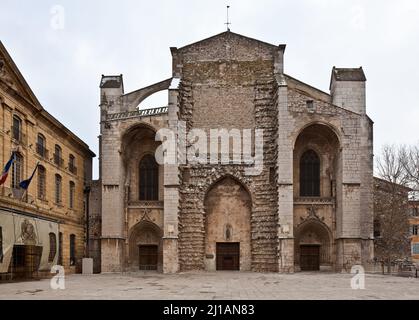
359 115 374 270
335 118 363 272
276 78 294 273
98 76 127 273
100 128 126 273
162 82 181 273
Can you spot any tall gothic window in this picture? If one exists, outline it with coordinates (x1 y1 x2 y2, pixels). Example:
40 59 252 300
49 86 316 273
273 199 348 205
300 150 320 197
37 165 46 200
11 153 23 189
55 174 62 204
139 155 159 201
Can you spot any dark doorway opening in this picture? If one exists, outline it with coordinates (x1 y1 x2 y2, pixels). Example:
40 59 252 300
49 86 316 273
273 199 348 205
300 245 320 271
139 245 158 271
216 243 240 271
9 245 42 279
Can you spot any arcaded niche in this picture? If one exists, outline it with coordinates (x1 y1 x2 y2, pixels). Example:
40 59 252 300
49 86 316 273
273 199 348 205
94 31 374 274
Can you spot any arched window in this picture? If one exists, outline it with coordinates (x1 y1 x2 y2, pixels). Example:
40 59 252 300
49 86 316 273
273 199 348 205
11 153 23 189
55 174 62 204
37 134 46 157
69 181 75 209
54 145 63 167
58 232 63 265
12 115 22 141
48 233 57 263
37 165 46 200
69 234 76 266
139 155 159 201
69 154 77 174
300 150 320 197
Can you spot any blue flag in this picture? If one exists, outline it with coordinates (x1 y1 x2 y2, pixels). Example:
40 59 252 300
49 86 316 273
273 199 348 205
19 162 39 190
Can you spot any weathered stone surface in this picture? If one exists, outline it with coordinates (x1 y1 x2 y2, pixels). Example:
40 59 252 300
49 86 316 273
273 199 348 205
95 31 374 274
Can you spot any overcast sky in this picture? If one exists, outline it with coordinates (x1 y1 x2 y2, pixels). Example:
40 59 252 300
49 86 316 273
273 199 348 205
1 0 419 178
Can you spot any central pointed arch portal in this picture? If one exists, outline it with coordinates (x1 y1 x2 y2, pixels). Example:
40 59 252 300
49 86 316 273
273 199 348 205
204 176 252 271
128 220 163 272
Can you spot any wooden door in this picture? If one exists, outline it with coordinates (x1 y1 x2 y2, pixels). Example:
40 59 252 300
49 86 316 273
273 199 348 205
216 243 240 271
9 245 42 279
139 245 158 270
300 245 320 271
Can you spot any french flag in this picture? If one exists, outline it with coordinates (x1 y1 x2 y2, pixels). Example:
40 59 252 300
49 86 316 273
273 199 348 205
0 152 16 186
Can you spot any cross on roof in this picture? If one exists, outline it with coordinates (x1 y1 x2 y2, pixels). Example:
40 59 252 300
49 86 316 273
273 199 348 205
225 5 231 31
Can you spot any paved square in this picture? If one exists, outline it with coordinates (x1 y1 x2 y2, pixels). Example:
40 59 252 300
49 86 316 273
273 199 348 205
0 272 418 300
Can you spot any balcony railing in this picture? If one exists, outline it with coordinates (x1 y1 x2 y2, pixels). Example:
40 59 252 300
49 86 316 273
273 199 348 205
68 163 78 175
36 143 49 159
11 126 27 145
53 154 64 167
128 200 164 209
293 197 335 205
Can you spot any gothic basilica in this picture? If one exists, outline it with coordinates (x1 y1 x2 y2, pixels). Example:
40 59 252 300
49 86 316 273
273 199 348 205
91 31 374 274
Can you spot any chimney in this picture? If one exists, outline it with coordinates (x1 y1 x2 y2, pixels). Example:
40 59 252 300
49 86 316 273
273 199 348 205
99 74 124 111
330 67 366 114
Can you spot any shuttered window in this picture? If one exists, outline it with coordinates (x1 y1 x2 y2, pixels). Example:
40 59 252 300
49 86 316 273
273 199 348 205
37 166 46 200
55 174 62 204
11 153 23 189
48 233 57 263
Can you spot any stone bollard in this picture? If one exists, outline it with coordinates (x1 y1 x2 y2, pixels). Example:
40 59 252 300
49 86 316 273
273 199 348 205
82 258 94 275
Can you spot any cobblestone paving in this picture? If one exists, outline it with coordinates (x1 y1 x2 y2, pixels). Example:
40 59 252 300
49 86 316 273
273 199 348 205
0 272 417 300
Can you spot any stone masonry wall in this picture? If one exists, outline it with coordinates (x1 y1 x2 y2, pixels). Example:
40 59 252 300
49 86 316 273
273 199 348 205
177 34 279 272
89 180 102 273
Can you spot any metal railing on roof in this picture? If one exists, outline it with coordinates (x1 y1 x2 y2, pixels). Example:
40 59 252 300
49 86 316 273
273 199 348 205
106 107 168 121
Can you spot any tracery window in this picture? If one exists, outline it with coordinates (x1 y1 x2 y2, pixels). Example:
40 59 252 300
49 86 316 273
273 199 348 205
300 150 320 197
139 155 159 201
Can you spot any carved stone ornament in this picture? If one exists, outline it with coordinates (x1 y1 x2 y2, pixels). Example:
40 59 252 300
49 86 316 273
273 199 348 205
19 219 37 245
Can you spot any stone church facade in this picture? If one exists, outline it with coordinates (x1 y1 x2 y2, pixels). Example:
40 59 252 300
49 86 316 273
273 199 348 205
94 31 374 274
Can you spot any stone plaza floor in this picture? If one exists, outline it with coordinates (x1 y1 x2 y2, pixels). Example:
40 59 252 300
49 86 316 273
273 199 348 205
0 271 418 300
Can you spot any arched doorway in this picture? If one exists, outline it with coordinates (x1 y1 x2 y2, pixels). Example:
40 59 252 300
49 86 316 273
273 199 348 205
293 123 340 271
295 220 332 271
128 221 163 271
204 177 252 271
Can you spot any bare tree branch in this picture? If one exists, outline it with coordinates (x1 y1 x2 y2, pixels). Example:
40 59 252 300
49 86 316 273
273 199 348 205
374 144 412 273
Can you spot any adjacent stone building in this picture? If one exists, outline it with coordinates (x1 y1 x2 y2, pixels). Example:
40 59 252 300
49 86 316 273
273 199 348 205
95 31 374 274
408 200 419 263
0 41 95 280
